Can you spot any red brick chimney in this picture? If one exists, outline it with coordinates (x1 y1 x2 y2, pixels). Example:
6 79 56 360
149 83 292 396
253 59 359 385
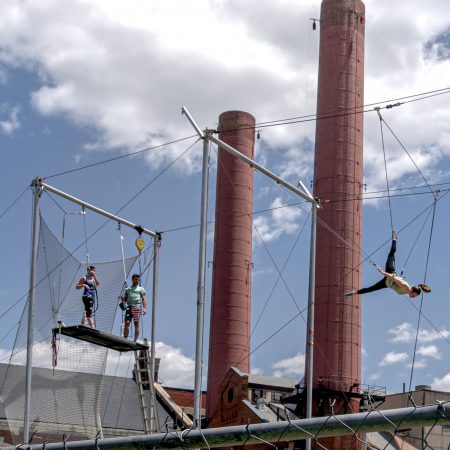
206 111 256 420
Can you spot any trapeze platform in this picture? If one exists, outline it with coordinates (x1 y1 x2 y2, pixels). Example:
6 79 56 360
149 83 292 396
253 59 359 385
52 325 149 352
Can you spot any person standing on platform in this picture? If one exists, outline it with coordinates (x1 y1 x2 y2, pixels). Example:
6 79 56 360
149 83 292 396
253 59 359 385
76 265 100 329
121 274 147 340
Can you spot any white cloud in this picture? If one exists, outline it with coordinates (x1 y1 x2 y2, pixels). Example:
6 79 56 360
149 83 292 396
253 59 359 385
432 373 450 391
272 352 304 378
105 341 196 388
250 367 264 376
0 105 20 135
0 348 12 363
412 359 427 369
253 197 303 243
3 339 195 389
0 0 312 173
417 345 441 359
367 371 382 383
0 0 449 186
388 322 450 344
155 341 196 388
379 351 409 367
361 1 450 190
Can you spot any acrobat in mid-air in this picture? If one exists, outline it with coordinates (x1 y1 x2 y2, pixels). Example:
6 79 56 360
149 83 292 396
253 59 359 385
345 232 431 298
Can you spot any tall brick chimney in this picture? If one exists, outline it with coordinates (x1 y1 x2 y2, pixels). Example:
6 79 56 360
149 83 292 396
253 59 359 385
206 111 256 420
308 0 365 447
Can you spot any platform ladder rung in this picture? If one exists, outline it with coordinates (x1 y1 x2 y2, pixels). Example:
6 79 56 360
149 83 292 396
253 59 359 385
134 349 159 434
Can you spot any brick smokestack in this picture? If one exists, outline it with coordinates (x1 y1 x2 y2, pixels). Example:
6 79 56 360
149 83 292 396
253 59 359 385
206 111 255 420
309 0 365 447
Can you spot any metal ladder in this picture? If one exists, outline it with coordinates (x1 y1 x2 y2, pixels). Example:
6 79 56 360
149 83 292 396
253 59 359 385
133 348 159 433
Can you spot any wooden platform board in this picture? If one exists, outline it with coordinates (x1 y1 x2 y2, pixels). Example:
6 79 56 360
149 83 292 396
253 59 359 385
52 325 149 352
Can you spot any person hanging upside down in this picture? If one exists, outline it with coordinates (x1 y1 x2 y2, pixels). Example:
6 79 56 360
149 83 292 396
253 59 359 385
345 232 431 298
121 274 147 341
76 265 100 328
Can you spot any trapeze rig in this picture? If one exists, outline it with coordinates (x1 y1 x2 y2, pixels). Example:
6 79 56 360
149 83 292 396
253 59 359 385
26 177 162 439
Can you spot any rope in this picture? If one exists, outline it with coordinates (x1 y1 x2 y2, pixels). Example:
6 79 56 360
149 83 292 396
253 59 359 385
0 186 29 221
114 353 134 429
341 191 448 283
381 117 436 197
40 218 57 319
400 203 435 276
102 352 123 424
44 135 198 179
82 206 90 264
117 223 128 336
137 235 145 339
376 109 394 233
118 223 128 282
408 194 438 393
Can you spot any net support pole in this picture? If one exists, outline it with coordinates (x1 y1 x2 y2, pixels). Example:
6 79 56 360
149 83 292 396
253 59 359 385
194 133 210 429
24 178 43 443
181 107 209 432
5 403 450 450
150 234 161 431
305 197 318 450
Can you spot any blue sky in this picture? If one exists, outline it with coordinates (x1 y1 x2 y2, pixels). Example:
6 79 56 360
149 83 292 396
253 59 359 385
1 0 450 393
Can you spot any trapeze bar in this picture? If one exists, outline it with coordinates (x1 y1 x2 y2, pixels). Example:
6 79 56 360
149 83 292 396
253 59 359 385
52 325 149 352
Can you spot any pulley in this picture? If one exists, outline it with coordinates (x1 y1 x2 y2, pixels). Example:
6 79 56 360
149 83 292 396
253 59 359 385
135 236 145 253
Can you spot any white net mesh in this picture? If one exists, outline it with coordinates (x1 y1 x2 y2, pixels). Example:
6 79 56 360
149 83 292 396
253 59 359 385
1 214 139 443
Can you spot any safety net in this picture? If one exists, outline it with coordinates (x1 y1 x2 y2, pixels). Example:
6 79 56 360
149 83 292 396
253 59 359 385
1 214 139 443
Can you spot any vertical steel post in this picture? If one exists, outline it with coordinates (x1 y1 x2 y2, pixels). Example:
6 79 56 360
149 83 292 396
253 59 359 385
150 234 161 431
305 202 317 450
24 179 42 443
193 136 210 428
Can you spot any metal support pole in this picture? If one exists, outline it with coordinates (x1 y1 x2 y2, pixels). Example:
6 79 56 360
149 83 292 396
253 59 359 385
305 201 318 450
24 178 42 443
193 136 210 429
181 107 205 139
6 403 450 450
36 179 157 238
150 234 161 431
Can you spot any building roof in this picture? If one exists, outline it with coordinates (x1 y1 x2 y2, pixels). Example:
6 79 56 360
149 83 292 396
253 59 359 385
231 367 297 391
164 387 206 410
248 374 297 390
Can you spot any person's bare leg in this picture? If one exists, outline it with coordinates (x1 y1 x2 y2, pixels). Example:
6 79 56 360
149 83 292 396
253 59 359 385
123 321 131 339
134 320 140 341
